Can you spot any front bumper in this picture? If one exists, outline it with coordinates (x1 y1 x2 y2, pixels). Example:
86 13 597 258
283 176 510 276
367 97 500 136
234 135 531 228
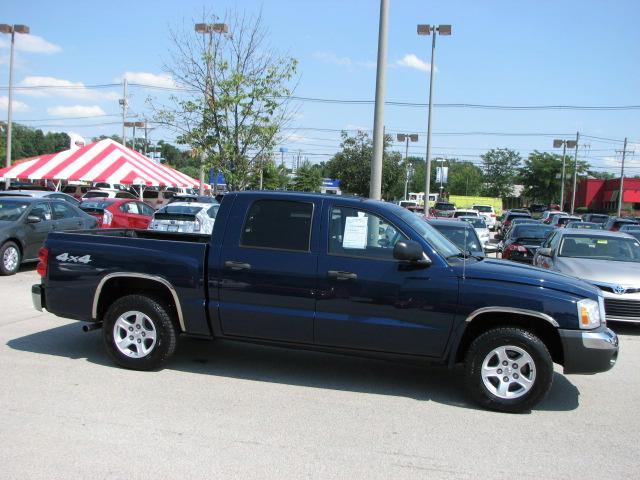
32 284 45 312
559 326 618 374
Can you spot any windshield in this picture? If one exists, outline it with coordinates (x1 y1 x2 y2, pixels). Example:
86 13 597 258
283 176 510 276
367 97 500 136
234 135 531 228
0 199 29 221
435 203 455 210
84 191 109 198
432 225 482 252
395 209 461 258
559 235 640 262
511 225 553 239
461 217 487 228
473 205 492 213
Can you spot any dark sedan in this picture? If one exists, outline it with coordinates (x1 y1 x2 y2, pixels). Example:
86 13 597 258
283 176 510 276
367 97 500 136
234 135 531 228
427 218 485 257
0 197 97 275
501 223 554 263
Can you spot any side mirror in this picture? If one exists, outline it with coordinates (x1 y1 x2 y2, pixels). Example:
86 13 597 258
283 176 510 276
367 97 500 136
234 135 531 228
393 240 431 264
26 215 41 224
537 247 552 257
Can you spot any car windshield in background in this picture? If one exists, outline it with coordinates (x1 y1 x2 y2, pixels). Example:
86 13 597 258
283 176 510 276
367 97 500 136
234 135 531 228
558 217 580 225
511 225 553 239
567 222 601 229
559 235 640 262
84 191 109 198
473 206 492 213
158 205 201 216
461 217 486 228
434 225 482 252
506 213 531 221
395 209 460 258
79 200 112 212
435 203 455 211
0 200 29 221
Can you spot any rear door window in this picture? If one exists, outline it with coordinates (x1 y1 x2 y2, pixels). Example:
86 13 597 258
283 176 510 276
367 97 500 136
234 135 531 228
52 202 77 219
240 200 313 252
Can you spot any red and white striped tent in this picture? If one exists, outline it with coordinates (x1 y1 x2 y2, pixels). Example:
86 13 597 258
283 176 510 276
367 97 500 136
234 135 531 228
0 138 199 187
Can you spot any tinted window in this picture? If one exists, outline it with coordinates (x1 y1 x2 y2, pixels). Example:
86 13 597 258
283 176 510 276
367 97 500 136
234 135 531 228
511 225 553 239
207 205 219 219
432 225 482 252
52 202 78 219
328 206 408 259
94 183 110 189
0 200 29 221
473 205 492 213
85 191 108 198
435 203 455 210
143 191 159 199
241 200 312 252
115 192 136 199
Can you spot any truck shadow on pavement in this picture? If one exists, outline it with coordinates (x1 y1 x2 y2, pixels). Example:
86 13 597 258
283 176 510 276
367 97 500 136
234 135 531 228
8 323 580 413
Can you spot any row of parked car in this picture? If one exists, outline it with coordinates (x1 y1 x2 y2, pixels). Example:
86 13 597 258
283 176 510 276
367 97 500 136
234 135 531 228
0 183 221 275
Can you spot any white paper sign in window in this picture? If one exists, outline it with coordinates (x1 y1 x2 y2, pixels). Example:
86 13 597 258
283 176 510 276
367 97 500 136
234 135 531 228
342 216 368 249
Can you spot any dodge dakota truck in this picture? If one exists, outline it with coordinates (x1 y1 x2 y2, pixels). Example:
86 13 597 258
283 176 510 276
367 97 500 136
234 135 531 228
32 192 618 412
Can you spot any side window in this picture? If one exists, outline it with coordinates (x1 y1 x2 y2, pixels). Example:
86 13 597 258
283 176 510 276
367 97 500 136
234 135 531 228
240 200 313 251
30 202 52 221
52 202 77 219
328 206 408 259
549 232 562 251
207 205 219 219
138 202 154 216
143 191 159 200
120 202 140 214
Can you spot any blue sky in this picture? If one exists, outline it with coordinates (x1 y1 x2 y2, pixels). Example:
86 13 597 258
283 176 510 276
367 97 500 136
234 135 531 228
1 0 639 173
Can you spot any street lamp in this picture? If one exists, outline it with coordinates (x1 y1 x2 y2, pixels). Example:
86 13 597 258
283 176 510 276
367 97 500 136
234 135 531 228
194 22 230 195
417 23 451 211
124 121 146 152
397 133 418 201
0 23 30 189
552 138 577 209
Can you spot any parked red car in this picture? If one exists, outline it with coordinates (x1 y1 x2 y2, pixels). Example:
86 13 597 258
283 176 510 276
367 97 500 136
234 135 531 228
79 198 155 229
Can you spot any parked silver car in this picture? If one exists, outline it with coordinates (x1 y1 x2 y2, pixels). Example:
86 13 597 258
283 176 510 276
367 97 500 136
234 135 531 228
148 202 219 234
532 229 640 323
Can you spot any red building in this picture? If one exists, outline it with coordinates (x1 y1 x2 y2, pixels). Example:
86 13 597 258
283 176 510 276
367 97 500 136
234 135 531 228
574 177 640 212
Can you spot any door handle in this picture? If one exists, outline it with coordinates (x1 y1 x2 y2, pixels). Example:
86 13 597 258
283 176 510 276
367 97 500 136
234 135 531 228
224 260 252 271
327 270 358 281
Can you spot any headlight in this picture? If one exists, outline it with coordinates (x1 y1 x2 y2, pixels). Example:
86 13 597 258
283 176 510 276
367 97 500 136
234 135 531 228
577 298 602 329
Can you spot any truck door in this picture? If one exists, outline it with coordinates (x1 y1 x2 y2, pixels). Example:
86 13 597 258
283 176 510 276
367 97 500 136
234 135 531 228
315 203 457 357
216 196 320 343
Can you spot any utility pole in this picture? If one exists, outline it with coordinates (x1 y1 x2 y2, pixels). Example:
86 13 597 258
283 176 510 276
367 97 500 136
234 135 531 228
570 132 580 214
616 138 633 217
397 133 418 200
120 78 128 147
369 0 389 200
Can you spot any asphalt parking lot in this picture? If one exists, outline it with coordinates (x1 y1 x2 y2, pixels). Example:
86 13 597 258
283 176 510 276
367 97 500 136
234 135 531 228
1 267 639 479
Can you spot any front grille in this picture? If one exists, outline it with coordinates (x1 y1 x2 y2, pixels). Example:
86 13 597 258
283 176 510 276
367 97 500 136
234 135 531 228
604 299 640 318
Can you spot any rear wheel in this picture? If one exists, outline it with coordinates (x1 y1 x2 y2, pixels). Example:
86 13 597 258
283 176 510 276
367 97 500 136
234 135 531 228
0 241 21 276
102 294 178 370
464 327 553 413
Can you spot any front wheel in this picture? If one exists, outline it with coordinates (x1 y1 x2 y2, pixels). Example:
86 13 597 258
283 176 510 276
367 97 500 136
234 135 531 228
464 327 553 413
0 241 21 276
102 294 178 370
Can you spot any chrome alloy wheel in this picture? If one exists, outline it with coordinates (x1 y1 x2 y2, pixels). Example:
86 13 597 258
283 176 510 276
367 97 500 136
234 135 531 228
113 311 157 358
3 246 19 272
481 345 536 399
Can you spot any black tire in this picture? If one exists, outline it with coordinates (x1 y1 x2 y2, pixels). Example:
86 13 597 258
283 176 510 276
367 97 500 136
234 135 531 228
0 241 21 276
464 327 553 413
102 294 178 371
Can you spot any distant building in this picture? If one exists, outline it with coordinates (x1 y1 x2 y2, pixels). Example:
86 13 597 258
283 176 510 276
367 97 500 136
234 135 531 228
575 178 640 212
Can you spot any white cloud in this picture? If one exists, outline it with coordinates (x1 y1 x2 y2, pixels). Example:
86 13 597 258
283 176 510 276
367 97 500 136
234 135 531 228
345 124 368 132
313 51 375 69
396 53 436 73
119 71 177 89
0 96 29 112
17 76 119 101
47 105 106 117
0 35 62 54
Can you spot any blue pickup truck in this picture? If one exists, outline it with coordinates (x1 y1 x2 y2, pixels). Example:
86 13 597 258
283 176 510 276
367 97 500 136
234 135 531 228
32 192 618 412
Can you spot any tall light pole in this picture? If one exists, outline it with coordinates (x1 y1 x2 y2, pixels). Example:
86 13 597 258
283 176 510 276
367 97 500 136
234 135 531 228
553 138 576 209
616 138 633 217
0 24 30 190
417 23 451 211
570 132 580 214
124 121 145 152
195 22 229 195
369 0 389 200
397 133 418 200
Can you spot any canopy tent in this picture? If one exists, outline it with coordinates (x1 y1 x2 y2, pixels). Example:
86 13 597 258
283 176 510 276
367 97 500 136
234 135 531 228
0 139 199 188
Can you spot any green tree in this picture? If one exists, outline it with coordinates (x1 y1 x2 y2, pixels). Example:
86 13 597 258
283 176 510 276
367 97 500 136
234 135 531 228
447 161 484 196
520 151 590 204
151 11 298 191
326 131 403 199
247 157 290 190
1 123 70 162
292 160 322 192
481 148 522 198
